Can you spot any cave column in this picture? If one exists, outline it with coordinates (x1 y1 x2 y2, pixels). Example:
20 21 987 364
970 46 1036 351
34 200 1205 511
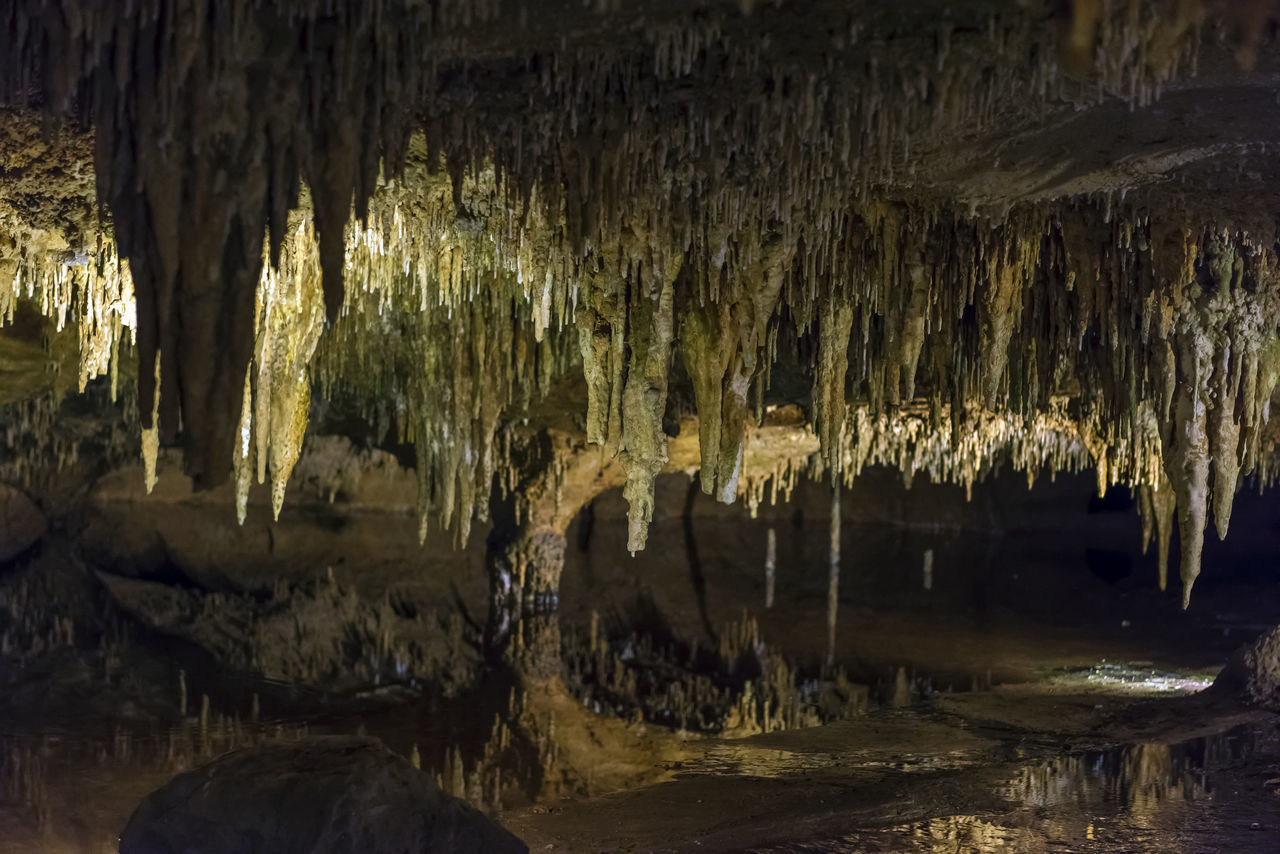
484 431 627 678
484 497 567 679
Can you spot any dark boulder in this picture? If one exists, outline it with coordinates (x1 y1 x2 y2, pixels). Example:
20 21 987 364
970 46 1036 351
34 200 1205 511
1211 625 1280 709
0 482 45 563
119 736 528 854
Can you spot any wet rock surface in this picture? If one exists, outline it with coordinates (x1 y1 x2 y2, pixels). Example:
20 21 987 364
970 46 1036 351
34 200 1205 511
118 736 528 854
1214 625 1280 709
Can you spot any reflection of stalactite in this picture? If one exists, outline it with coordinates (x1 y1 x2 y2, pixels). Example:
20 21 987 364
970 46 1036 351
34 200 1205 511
682 476 717 644
827 484 841 669
141 353 160 494
764 527 776 609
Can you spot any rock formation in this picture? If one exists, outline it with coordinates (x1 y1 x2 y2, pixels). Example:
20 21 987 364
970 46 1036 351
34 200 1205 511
1212 625 1280 709
118 736 528 854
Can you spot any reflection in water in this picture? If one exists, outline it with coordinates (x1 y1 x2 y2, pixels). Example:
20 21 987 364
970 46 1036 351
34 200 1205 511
1 692 1275 853
1 523 1275 852
0 718 311 853
765 527 777 609
772 726 1266 854
827 484 840 668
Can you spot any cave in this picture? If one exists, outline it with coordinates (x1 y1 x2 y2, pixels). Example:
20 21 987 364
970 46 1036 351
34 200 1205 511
2 1 1280 851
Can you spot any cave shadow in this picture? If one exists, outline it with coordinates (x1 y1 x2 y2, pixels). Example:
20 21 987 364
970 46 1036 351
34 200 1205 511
682 475 718 646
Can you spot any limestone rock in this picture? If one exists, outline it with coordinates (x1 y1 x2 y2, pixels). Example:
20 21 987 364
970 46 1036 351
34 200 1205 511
1211 625 1280 709
0 482 45 563
119 737 527 854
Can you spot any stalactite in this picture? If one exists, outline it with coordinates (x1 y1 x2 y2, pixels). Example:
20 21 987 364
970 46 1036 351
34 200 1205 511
836 399 1091 493
1152 472 1177 592
1162 321 1212 609
814 304 855 479
618 262 679 553
680 299 742 503
1209 338 1241 539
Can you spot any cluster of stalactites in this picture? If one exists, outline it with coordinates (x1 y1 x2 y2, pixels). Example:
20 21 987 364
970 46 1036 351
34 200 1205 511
1133 231 1280 607
0 0 1242 547
310 171 577 546
797 206 1280 607
232 217 327 523
0 235 136 400
6 0 1280 582
832 400 1092 498
7 139 1280 614
738 421 822 519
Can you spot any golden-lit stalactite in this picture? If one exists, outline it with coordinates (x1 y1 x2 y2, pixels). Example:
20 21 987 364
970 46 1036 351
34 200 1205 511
618 263 679 554
0 236 136 398
1137 469 1178 591
235 218 327 522
312 179 571 548
677 240 787 505
834 400 1093 499
813 303 855 480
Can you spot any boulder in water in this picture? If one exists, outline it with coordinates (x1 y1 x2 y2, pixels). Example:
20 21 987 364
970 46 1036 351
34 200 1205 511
119 736 528 854
0 483 44 563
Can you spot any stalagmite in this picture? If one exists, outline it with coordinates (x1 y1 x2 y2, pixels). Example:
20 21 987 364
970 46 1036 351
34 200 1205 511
765 527 776 609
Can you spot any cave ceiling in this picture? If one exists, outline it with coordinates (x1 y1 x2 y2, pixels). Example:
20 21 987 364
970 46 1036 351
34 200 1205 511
3 0 1280 605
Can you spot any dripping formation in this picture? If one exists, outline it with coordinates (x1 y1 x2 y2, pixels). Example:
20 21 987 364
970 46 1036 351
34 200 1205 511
3 0 1280 608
